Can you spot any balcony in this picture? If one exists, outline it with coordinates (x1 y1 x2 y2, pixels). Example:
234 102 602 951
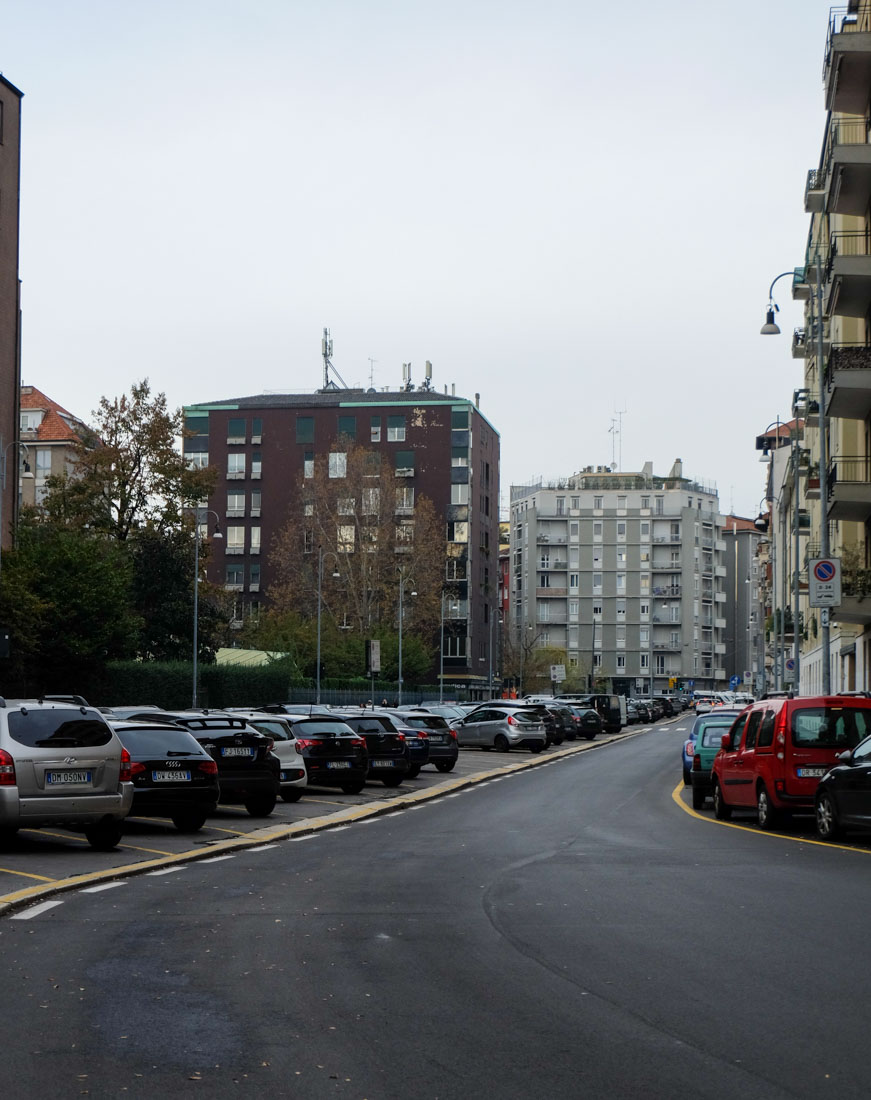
833 567 871 624
804 169 825 214
652 560 681 571
652 585 682 597
538 560 568 570
822 118 871 215
536 587 567 598
823 232 871 317
824 5 871 114
715 565 727 578
827 455 871 521
792 266 811 302
792 327 809 358
715 617 727 629
825 344 871 419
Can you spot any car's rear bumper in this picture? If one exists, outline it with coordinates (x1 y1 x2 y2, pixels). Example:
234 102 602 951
2 782 134 825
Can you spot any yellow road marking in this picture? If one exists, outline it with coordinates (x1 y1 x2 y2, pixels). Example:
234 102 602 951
21 829 88 845
0 867 56 882
117 843 177 856
671 781 869 853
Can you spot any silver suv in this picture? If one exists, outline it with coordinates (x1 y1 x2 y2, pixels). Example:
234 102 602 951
0 696 134 849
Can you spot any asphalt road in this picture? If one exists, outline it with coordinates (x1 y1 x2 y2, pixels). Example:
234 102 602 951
3 720 871 1099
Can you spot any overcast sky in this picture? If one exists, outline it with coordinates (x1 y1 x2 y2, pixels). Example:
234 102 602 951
6 1 826 519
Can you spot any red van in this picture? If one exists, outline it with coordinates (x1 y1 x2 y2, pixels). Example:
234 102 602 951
710 695 871 830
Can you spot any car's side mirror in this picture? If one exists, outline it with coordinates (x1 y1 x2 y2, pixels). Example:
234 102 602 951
721 734 731 751
836 749 853 764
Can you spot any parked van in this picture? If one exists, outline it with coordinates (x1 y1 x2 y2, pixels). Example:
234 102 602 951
557 694 626 732
710 694 871 830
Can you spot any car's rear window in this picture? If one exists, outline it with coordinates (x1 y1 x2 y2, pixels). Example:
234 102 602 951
398 715 449 730
699 726 731 748
244 719 293 741
791 707 871 748
292 719 355 737
342 718 388 734
9 709 113 748
115 726 208 755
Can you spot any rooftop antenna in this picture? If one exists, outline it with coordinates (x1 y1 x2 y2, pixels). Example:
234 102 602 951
368 358 377 388
609 406 627 470
321 328 349 390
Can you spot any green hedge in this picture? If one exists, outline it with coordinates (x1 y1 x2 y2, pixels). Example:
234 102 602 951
82 659 297 710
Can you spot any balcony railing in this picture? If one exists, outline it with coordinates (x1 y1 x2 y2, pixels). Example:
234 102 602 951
828 455 871 490
825 6 871 113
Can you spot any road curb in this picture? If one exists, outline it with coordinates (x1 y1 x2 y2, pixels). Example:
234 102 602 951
0 730 642 917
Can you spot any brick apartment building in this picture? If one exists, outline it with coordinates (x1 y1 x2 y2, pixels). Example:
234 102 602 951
184 385 501 693
0 76 23 550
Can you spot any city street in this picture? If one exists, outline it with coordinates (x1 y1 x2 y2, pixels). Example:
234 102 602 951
3 720 871 1099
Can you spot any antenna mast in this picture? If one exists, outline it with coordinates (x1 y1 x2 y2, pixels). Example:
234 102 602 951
320 327 349 390
610 406 627 470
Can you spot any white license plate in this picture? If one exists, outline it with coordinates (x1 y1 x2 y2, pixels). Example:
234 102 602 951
152 770 191 782
373 759 394 767
327 761 351 769
222 747 255 757
798 767 826 777
46 770 91 785
428 736 444 743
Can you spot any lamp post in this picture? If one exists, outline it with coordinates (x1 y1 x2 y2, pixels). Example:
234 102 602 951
488 608 502 700
397 565 416 706
761 260 831 693
316 546 341 705
0 437 32 577
192 508 223 708
439 590 459 704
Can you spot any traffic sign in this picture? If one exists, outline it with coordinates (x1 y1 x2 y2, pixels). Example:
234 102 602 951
550 664 566 683
785 657 796 683
809 558 841 607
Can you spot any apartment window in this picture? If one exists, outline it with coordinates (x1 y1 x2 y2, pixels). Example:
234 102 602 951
387 415 406 441
364 452 381 477
304 451 314 478
396 521 414 545
655 497 664 515
640 573 650 592
370 416 382 442
296 416 314 444
617 572 626 591
188 451 209 469
593 653 602 668
656 655 666 675
447 521 469 543
571 496 580 509
227 417 245 443
363 487 380 514
539 602 550 622
556 497 565 515
539 574 550 588
670 630 680 647
616 655 626 670
593 551 603 568
570 573 579 591
569 600 579 617
640 601 650 619
616 626 626 648
616 599 626 618
226 526 245 554
250 527 261 555
227 454 245 479
445 634 467 658
337 524 355 552
251 418 262 443
329 452 347 478
570 520 579 539
338 497 355 515
451 446 469 467
594 496 603 509
304 502 314 516
592 572 602 593
249 563 261 591
640 627 649 644
593 602 602 618
617 521 626 541
451 483 469 505
640 521 650 539
446 559 467 581
593 521 603 540
640 550 650 563
250 489 261 517
227 490 245 518
338 415 356 440
670 522 680 539
251 451 262 479
226 563 244 589
641 496 650 509
617 550 627 565
396 487 414 514
617 495 627 510
20 410 43 432
640 653 649 670
303 529 314 554
395 450 415 475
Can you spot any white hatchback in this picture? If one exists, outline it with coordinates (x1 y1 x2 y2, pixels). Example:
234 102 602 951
224 710 308 802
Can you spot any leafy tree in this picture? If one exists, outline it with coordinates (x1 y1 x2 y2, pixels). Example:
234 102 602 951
41 379 215 540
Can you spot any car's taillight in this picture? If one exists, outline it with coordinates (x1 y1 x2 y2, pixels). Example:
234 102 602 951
449 728 458 740
264 738 275 751
198 760 219 775
693 753 702 771
395 732 406 741
507 714 517 726
0 748 15 786
684 740 694 758
130 761 147 778
295 738 322 749
119 747 132 782
351 737 366 748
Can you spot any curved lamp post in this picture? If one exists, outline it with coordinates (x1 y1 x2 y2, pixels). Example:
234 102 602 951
761 258 831 693
397 564 416 706
316 546 341 704
192 508 223 707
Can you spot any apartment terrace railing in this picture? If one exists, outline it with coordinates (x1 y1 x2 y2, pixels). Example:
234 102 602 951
828 455 871 494
824 230 871 276
826 5 871 77
652 585 682 597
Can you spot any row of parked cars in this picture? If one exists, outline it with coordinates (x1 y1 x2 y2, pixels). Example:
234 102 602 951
681 692 871 840
0 693 616 852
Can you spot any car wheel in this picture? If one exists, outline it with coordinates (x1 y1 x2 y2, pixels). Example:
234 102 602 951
435 761 456 773
494 734 510 753
712 781 732 821
244 794 276 817
691 785 706 810
171 810 208 833
85 820 123 851
406 765 421 778
756 785 780 831
584 732 597 741
552 736 565 746
816 792 842 841
529 744 544 754
382 774 404 787
340 780 366 795
566 732 577 742
281 789 303 803
683 767 691 786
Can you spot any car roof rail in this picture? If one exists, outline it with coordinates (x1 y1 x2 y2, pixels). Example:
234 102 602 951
40 694 90 706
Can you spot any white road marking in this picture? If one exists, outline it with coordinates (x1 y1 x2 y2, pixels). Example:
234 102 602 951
200 854 235 863
11 900 64 920
147 867 184 876
80 882 127 894
247 844 279 851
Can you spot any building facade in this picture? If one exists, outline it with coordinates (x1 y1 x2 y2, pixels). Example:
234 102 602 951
0 76 23 550
721 515 763 691
509 460 727 695
19 386 89 506
184 387 500 694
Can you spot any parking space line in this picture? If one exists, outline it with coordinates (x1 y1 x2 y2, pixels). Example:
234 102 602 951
118 843 177 856
20 829 88 845
0 866 56 882
11 900 64 920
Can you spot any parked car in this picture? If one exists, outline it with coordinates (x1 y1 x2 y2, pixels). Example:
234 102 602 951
815 732 871 840
342 709 430 776
282 714 369 794
633 697 663 722
118 711 281 817
381 711 458 772
110 719 220 831
711 695 871 830
490 700 559 745
682 707 745 785
541 703 575 744
559 694 625 732
0 696 134 850
568 706 602 740
652 696 676 719
629 699 652 723
333 712 411 786
625 702 640 725
454 705 546 753
687 709 745 808
223 710 308 802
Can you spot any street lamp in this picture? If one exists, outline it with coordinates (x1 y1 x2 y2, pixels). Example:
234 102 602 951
439 589 459 704
0 437 32 577
488 607 502 701
192 508 223 708
316 546 341 705
397 564 416 706
761 259 831 693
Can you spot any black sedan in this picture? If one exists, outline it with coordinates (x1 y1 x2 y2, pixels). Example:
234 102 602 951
384 711 459 773
334 713 411 787
568 706 603 741
816 733 871 840
284 715 369 794
110 719 220 832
